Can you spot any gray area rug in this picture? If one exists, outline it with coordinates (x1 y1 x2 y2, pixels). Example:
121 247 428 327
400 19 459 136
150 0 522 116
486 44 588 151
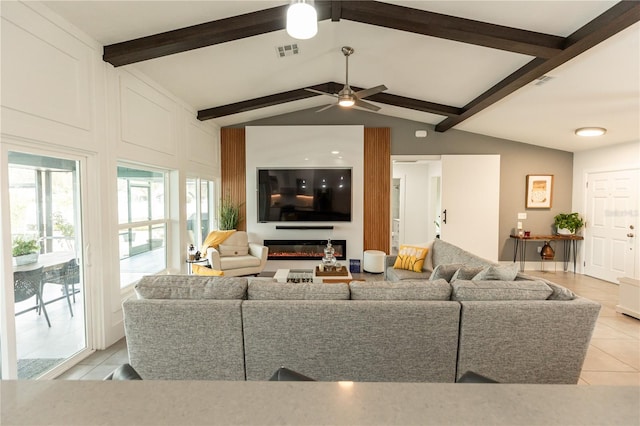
18 358 63 379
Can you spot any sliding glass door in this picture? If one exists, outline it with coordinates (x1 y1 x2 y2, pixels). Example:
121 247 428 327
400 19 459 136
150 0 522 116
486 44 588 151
1 149 89 379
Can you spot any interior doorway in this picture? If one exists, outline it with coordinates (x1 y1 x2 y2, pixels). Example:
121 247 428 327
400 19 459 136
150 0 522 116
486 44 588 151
391 156 441 252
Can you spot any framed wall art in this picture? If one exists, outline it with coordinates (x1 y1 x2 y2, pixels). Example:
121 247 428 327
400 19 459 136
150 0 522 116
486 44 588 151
526 174 553 208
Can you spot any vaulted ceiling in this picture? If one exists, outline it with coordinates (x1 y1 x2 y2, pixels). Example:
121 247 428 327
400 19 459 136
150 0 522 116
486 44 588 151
43 1 640 152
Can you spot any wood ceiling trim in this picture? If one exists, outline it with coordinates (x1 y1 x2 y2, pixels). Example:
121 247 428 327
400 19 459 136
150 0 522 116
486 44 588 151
339 1 564 58
435 1 640 132
197 82 461 121
103 0 563 67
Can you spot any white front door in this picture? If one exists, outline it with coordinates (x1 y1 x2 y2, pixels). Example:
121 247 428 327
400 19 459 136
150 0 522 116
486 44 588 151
441 155 501 261
584 169 639 282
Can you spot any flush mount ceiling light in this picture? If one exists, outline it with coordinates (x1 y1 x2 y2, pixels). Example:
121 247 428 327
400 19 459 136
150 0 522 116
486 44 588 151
575 127 607 137
286 0 317 40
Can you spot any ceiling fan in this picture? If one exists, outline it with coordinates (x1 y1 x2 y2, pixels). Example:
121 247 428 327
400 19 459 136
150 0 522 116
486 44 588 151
306 46 387 112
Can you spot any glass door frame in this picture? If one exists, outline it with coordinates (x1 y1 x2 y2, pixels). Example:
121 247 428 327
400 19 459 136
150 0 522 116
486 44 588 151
1 140 96 379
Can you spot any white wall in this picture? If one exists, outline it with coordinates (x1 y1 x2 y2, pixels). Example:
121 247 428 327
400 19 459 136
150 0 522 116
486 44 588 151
246 126 364 269
1 1 219 350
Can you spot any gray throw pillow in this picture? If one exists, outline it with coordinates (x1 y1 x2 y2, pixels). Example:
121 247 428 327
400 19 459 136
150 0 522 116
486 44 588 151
451 266 485 282
473 263 518 281
545 281 577 300
429 263 463 282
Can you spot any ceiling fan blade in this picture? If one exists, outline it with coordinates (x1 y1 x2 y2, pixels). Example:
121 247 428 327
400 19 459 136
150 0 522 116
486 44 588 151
354 98 381 112
305 88 338 98
316 103 337 112
354 84 387 99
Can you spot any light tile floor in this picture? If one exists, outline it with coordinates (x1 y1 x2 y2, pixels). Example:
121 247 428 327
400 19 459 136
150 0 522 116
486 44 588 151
57 271 639 384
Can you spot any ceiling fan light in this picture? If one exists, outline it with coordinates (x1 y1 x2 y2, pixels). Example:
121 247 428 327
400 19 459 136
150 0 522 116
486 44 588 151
286 1 317 40
338 98 355 107
575 127 607 137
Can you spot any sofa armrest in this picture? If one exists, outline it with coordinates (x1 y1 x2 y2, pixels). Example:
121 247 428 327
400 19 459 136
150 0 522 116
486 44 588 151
384 255 397 280
205 247 222 270
249 243 269 268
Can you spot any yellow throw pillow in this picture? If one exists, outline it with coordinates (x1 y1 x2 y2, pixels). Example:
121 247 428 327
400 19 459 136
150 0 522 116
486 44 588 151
393 245 429 272
192 264 224 276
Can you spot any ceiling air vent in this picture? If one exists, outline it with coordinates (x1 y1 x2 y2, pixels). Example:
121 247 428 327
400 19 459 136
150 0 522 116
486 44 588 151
276 44 299 58
534 75 554 86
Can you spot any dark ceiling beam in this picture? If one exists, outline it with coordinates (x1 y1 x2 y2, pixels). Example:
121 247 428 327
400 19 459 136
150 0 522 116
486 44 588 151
339 1 565 58
197 82 461 121
435 1 640 132
103 3 333 67
104 0 564 67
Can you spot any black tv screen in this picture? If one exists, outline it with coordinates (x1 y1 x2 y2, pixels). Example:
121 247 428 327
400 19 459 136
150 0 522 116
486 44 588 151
258 168 352 222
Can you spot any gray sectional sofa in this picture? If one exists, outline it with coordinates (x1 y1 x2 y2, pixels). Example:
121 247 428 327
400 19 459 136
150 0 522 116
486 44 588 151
123 239 600 384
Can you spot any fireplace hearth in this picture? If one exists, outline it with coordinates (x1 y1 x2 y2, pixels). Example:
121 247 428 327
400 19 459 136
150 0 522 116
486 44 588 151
264 240 347 261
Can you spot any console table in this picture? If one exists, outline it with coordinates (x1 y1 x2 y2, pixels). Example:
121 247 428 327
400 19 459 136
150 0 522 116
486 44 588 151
510 234 584 273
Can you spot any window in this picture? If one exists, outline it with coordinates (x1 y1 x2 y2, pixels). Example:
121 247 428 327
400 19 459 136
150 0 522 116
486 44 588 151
117 165 168 287
186 178 216 250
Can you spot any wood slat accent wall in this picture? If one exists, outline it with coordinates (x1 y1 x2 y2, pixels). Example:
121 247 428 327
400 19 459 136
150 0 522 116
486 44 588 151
220 127 391 249
363 128 391 253
220 128 246 231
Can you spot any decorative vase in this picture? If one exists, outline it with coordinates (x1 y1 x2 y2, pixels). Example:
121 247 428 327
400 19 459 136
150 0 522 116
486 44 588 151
557 227 574 235
13 252 39 266
322 239 337 269
540 241 555 260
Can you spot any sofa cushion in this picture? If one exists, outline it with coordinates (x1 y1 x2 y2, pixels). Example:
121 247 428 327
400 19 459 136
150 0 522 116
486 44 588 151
385 267 432 281
350 279 451 300
248 281 350 300
431 238 496 269
451 280 553 301
393 245 429 272
515 273 577 300
220 255 261 269
473 263 519 281
134 275 247 300
451 266 485 282
430 263 463 282
192 264 224 276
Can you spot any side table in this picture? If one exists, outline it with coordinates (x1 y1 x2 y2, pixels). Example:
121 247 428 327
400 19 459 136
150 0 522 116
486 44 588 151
510 234 583 273
186 258 209 275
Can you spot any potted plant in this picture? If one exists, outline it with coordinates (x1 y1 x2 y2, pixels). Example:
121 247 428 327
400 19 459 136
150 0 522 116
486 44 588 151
554 212 585 235
219 197 241 231
12 236 40 266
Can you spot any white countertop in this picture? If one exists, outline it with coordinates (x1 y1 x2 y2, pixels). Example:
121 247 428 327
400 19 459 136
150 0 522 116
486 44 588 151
2 381 638 425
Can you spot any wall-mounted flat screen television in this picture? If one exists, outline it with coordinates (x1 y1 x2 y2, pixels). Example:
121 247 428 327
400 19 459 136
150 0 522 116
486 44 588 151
258 168 352 222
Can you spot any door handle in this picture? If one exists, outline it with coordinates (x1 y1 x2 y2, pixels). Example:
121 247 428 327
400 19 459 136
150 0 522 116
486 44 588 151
628 233 635 238
442 209 447 225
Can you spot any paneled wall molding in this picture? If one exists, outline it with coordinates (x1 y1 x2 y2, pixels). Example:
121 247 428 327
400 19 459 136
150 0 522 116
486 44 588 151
364 128 391 252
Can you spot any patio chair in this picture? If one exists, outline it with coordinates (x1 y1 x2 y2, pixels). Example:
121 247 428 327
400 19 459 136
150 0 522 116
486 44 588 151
14 266 50 327
43 258 79 317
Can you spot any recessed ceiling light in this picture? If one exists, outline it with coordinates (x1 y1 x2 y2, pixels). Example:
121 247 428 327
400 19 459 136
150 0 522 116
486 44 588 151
575 127 607 137
331 151 340 154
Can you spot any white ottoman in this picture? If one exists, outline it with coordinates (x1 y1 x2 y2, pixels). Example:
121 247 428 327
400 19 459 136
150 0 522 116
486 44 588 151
363 250 386 273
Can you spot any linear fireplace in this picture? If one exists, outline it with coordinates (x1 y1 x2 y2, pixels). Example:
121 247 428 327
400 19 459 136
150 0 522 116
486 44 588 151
264 240 347 261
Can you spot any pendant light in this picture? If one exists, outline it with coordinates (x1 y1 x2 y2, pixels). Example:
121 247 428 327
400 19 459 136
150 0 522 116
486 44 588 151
286 0 317 40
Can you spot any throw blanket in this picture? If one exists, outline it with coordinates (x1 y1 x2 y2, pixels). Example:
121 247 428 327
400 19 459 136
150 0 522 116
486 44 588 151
201 230 236 254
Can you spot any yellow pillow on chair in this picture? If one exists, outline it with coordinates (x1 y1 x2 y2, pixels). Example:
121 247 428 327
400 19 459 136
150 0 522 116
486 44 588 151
192 264 224 276
393 245 429 272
